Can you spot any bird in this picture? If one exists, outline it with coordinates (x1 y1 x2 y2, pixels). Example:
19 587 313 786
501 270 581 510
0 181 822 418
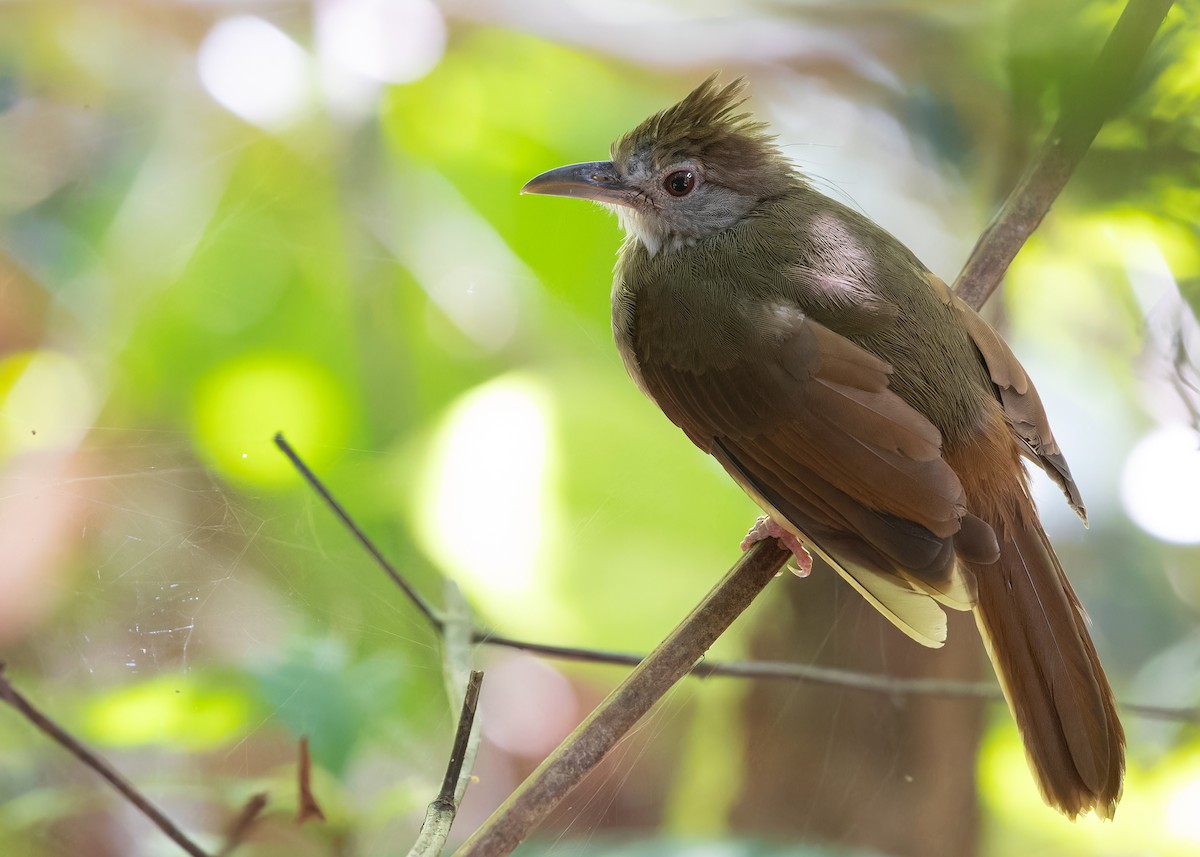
522 74 1124 819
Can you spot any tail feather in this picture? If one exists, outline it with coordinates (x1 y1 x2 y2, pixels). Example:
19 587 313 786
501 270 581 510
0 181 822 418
965 502 1124 818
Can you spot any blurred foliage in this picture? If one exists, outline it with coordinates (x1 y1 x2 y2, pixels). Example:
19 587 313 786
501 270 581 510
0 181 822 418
0 1 1198 856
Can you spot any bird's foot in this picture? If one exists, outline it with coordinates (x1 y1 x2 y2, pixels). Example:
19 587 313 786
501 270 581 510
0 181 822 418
741 516 813 577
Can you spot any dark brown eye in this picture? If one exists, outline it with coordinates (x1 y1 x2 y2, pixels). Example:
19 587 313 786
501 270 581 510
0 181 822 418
664 170 695 197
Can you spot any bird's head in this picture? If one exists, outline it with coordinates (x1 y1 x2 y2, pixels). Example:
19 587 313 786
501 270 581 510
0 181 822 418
523 75 794 256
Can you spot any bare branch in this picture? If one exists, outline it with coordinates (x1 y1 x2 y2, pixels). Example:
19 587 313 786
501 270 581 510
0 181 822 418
217 793 268 857
453 541 790 857
439 670 485 808
0 663 212 857
474 635 1199 722
408 671 485 857
442 583 484 807
296 736 326 825
953 0 1176 310
274 432 444 630
276 440 1200 723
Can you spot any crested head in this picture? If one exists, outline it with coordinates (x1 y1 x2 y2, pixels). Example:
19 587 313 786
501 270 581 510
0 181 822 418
608 75 796 255
522 75 800 257
612 75 779 183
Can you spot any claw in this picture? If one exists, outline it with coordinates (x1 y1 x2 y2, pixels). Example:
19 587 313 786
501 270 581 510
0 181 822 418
741 516 813 577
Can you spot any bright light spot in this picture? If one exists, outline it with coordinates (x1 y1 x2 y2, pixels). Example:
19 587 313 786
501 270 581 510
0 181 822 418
83 674 252 751
192 354 348 487
426 262 520 352
0 350 94 457
1120 424 1200 543
413 205 521 352
197 16 311 128
317 0 445 84
416 376 557 604
1166 777 1200 842
365 168 531 354
569 0 678 24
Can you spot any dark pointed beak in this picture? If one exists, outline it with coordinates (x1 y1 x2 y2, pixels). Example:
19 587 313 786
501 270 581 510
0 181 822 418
522 161 638 207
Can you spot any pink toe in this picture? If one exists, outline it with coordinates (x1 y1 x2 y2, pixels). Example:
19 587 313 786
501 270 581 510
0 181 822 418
742 516 812 577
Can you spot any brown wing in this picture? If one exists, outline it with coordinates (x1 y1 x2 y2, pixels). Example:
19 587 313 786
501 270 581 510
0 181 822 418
638 310 978 647
925 274 1087 523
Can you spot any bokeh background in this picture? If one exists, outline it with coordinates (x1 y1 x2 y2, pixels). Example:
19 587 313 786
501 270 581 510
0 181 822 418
2 1 1199 855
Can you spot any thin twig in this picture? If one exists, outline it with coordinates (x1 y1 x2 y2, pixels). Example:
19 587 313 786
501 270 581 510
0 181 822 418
274 432 443 630
408 671 485 857
216 793 268 857
296 736 326 825
439 671 485 807
454 541 790 857
442 582 484 807
953 0 1177 309
0 663 212 857
275 439 1200 723
475 634 1199 722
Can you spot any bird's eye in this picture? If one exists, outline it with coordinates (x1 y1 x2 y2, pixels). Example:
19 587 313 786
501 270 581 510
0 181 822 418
663 170 696 197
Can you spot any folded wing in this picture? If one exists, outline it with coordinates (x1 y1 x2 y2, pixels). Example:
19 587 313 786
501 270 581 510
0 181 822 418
638 309 985 646
925 273 1087 523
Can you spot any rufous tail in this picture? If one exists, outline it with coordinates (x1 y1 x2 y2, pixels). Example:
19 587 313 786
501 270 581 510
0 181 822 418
959 479 1125 819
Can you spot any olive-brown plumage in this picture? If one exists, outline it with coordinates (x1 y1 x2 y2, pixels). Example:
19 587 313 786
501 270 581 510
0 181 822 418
524 75 1124 818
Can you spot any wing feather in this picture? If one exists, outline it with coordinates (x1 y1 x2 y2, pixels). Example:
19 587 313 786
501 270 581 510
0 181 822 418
639 311 984 644
925 274 1087 523
711 439 950 647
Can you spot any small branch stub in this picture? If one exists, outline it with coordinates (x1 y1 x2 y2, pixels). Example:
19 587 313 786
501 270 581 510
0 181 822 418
297 736 326 825
408 670 485 857
217 793 269 857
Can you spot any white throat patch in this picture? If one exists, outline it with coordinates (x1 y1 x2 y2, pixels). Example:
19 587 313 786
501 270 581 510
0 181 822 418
609 205 691 258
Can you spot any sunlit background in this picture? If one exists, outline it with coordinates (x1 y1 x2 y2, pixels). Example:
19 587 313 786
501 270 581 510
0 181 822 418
1 1 1199 856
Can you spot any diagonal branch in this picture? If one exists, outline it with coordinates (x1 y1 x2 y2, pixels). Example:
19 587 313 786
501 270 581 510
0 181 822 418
274 432 444 630
217 794 268 857
456 541 790 857
952 0 1176 308
408 670 485 857
0 663 212 857
275 432 1199 723
442 583 485 808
